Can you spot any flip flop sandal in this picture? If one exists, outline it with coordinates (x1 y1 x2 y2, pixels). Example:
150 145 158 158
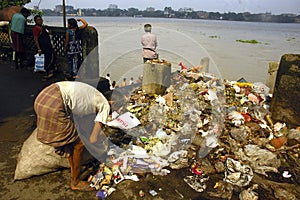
55 149 64 156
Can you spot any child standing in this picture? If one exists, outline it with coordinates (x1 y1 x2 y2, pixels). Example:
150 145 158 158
64 18 88 79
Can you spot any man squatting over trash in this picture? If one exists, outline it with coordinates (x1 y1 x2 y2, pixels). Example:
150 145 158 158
34 81 121 191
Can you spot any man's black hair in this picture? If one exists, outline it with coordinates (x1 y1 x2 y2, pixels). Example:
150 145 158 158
20 7 31 16
97 77 111 100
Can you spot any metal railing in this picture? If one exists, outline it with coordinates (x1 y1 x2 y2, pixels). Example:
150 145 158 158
0 24 99 78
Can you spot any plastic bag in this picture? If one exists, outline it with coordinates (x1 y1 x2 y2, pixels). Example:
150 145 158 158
34 53 45 72
106 112 140 129
234 144 280 176
224 158 253 187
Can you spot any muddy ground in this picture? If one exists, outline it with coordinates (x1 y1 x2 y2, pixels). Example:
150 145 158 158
0 60 298 200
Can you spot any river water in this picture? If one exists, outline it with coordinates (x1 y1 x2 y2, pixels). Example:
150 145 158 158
43 16 300 84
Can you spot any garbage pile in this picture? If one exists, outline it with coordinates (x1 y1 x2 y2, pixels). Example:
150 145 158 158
88 68 300 199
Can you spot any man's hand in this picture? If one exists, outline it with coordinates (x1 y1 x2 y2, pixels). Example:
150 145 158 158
89 122 107 144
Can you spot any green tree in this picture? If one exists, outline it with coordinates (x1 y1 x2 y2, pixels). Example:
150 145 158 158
1 0 31 10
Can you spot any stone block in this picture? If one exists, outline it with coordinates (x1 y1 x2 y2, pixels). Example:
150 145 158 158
142 61 171 95
270 54 300 128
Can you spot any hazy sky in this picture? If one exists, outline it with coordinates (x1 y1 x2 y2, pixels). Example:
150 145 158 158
26 0 300 15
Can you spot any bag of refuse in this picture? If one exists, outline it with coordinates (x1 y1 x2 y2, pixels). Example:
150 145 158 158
14 129 69 180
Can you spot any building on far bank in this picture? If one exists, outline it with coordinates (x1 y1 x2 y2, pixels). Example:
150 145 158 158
77 9 82 16
108 4 118 10
54 5 74 13
178 7 194 13
146 7 155 12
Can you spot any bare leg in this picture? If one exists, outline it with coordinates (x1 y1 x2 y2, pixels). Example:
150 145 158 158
68 140 90 190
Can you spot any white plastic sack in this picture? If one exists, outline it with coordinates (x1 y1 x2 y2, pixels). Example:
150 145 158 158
107 112 140 129
14 129 69 180
34 53 45 72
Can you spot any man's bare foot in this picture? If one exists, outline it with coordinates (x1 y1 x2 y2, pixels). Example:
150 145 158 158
70 181 93 191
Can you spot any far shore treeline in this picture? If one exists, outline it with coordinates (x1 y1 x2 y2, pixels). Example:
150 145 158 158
1 0 299 23
43 7 300 23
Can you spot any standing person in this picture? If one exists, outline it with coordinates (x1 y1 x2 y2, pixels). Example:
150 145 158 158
34 81 110 191
129 77 135 85
105 73 112 88
141 24 157 63
110 80 117 90
32 15 54 78
120 78 127 87
136 75 143 83
10 7 31 69
64 18 88 79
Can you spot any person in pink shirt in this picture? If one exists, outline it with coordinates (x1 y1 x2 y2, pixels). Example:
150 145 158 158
141 24 158 63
